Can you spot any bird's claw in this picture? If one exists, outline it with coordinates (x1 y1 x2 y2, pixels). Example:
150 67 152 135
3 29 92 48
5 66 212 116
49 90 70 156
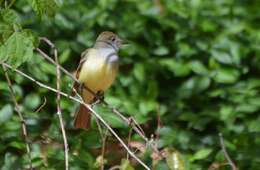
96 91 104 101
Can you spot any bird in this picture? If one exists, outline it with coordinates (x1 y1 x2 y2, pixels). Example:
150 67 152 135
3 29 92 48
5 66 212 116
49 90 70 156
73 31 124 130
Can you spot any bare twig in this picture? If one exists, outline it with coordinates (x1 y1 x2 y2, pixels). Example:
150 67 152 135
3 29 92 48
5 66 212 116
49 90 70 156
101 129 108 170
41 38 69 170
95 118 104 138
157 107 161 137
219 133 238 170
156 105 161 145
6 0 16 9
126 127 133 160
108 165 121 170
1 64 33 170
132 117 145 137
2 62 151 170
36 44 149 143
34 97 47 113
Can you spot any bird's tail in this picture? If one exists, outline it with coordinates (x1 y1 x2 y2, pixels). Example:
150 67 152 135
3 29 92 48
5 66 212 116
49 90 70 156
74 104 91 130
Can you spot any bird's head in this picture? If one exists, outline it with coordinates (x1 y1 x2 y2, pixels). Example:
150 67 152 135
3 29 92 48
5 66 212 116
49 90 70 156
95 31 124 51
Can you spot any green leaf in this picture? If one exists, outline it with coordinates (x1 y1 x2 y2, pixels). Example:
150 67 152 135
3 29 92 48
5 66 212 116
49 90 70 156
27 0 58 17
120 159 135 170
220 105 234 120
146 81 158 99
22 29 39 47
0 9 21 42
213 68 239 84
235 104 258 113
1 153 20 170
96 107 126 128
0 31 35 67
9 141 25 149
0 23 13 42
154 161 169 170
165 148 185 170
153 46 169 56
139 100 157 115
211 50 233 65
189 60 209 75
158 127 176 147
133 63 145 82
59 48 71 64
0 104 13 125
160 58 190 77
1 9 19 24
178 76 210 98
24 93 41 110
248 119 260 131
191 148 213 161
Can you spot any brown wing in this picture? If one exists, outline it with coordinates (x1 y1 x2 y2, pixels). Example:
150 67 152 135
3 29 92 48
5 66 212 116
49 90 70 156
72 49 89 95
75 49 89 79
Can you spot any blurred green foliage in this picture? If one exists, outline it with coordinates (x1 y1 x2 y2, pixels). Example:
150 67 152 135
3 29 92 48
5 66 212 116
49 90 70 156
1 0 260 169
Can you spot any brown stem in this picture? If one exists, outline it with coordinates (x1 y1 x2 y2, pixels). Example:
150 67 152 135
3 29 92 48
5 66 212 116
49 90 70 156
101 129 108 170
126 127 133 160
1 64 33 170
34 97 47 113
40 38 69 170
219 133 238 170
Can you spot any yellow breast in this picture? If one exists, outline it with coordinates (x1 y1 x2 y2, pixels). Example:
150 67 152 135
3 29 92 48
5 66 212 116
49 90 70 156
78 49 118 102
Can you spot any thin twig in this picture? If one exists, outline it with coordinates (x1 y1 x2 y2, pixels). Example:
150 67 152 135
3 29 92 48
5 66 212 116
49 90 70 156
101 129 108 170
2 62 151 170
108 165 121 170
126 127 133 160
156 105 161 145
7 0 16 9
1 64 33 170
34 97 47 113
219 133 238 170
36 44 149 143
129 116 146 137
41 38 69 170
95 118 104 138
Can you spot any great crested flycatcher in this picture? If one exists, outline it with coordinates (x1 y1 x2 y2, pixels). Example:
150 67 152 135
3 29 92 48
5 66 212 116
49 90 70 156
74 31 123 130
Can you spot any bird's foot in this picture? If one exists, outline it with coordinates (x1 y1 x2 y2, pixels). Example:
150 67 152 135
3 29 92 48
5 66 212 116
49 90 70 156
96 91 104 101
91 91 104 106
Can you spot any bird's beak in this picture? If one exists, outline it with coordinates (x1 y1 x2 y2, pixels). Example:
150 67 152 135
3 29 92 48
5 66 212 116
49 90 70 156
120 39 129 45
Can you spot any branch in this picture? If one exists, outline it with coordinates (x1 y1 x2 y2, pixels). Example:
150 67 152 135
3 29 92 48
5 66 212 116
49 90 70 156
126 127 133 160
2 62 151 170
34 97 47 113
108 165 121 170
101 129 108 170
1 64 33 170
219 133 238 170
40 37 69 170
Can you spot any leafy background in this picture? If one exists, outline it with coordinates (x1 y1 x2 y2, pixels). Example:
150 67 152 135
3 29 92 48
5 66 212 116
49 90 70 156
1 0 260 169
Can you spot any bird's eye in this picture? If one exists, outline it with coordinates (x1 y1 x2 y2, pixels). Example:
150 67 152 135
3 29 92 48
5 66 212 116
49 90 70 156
111 37 116 41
